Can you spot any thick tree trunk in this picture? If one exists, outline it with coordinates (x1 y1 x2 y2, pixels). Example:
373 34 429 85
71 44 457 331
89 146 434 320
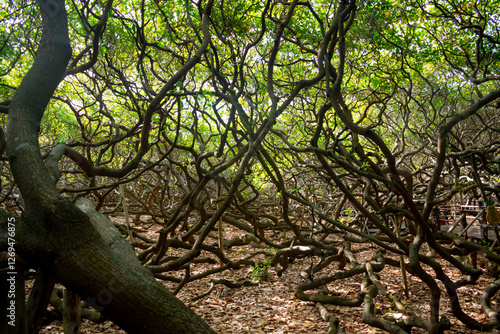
4 1 215 333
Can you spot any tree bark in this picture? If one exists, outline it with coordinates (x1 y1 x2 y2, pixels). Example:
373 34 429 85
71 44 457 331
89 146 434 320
5 1 215 333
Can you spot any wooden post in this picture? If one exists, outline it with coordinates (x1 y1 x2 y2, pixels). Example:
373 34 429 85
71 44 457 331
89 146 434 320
116 156 134 242
63 288 81 334
217 180 224 264
394 215 409 298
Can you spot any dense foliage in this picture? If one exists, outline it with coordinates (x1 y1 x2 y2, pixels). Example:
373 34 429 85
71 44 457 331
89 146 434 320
1 0 500 333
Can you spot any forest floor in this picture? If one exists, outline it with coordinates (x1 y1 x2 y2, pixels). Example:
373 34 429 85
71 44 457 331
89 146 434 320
37 218 500 334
